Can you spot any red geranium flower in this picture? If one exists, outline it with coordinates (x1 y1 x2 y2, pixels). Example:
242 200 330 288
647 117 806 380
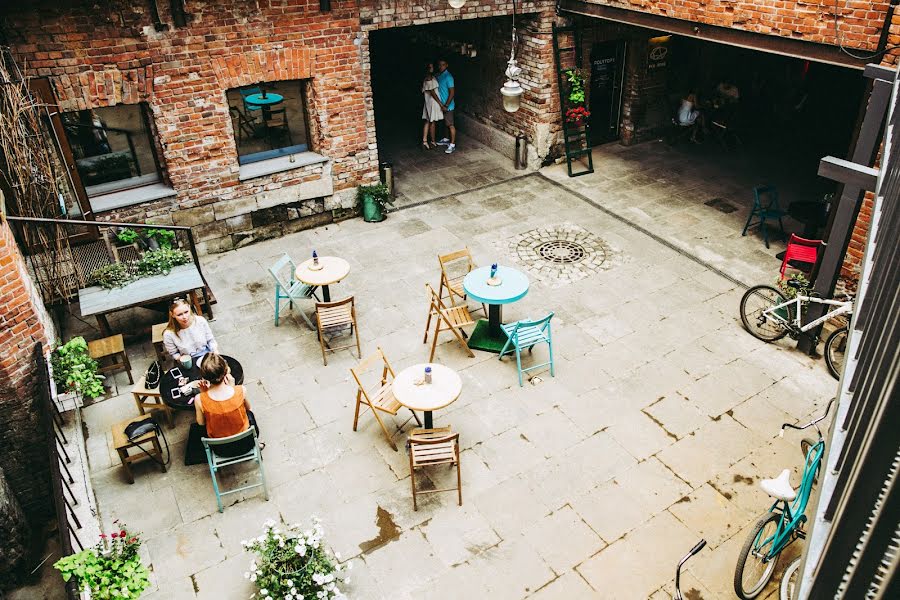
120 530 127 538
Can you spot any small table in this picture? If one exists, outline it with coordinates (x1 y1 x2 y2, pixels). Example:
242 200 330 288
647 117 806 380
295 257 351 302
463 265 530 353
112 415 166 484
160 354 244 411
244 92 284 108
392 363 462 429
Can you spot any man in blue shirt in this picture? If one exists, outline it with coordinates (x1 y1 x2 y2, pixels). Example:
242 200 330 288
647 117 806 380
435 59 456 154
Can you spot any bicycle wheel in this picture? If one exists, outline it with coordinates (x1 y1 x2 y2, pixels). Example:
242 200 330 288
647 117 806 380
779 557 802 600
735 512 783 599
740 285 791 342
824 327 849 380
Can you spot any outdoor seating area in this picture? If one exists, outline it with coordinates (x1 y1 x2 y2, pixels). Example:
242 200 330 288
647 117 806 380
58 172 839 599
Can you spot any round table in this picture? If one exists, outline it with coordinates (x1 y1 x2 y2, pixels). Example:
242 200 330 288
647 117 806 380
295 256 350 302
160 354 244 411
463 265 529 353
244 92 284 108
392 363 462 429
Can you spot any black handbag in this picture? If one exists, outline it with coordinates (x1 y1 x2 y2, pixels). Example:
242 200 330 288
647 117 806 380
125 416 158 440
145 360 161 389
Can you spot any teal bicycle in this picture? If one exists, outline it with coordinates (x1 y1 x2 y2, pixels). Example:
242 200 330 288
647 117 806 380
733 399 833 599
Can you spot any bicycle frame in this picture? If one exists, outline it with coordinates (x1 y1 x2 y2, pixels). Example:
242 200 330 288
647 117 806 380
762 294 852 334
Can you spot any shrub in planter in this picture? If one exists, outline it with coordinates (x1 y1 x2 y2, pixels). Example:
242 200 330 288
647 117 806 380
243 518 351 600
136 248 191 277
356 183 393 223
51 337 105 400
54 523 150 600
115 228 139 246
564 69 586 105
90 263 135 289
146 228 176 250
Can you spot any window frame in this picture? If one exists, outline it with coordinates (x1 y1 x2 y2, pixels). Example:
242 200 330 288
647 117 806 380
230 80 314 167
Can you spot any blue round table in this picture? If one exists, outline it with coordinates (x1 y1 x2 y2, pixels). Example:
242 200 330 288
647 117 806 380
463 265 529 353
244 93 284 107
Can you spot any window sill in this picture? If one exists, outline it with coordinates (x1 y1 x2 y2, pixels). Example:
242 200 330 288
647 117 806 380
89 183 176 213
238 152 329 182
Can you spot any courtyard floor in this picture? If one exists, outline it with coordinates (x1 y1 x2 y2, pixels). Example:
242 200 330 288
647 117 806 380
55 158 839 599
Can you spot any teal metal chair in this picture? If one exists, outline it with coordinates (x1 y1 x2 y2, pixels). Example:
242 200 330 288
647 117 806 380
268 254 319 329
742 185 786 249
498 312 555 387
202 428 268 513
239 86 263 115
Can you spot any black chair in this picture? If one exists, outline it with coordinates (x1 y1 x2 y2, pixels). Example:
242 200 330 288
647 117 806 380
264 108 293 149
229 106 257 145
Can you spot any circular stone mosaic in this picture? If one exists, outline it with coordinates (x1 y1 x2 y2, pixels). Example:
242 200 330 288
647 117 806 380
501 223 617 288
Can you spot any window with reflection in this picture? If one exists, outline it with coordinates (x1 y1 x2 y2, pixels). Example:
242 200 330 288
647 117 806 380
227 80 312 164
61 103 162 196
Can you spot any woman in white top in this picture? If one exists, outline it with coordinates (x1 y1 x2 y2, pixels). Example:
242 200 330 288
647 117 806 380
162 298 218 364
677 93 703 142
421 62 443 149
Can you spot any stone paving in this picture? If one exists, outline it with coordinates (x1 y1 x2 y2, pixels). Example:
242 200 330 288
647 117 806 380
69 166 838 599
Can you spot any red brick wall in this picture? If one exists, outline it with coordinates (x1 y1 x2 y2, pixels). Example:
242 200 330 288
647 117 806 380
0 215 54 525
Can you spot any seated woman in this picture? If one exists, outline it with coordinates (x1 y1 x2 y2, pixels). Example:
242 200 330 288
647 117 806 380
677 93 703 142
195 352 261 456
163 298 218 366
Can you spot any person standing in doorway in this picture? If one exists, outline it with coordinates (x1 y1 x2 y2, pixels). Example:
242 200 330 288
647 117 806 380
435 58 456 154
421 62 443 149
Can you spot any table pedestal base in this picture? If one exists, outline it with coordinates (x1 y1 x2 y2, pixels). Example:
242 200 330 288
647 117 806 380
424 411 433 429
466 319 509 353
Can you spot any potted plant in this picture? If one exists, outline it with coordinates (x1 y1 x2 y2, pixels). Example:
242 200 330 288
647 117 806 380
243 518 351 600
114 227 139 247
146 228 176 250
356 183 393 223
89 263 135 290
565 69 586 105
565 106 591 127
50 337 105 400
55 523 150 600
136 247 191 277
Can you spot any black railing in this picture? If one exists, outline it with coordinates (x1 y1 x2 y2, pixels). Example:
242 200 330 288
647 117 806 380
34 342 81 600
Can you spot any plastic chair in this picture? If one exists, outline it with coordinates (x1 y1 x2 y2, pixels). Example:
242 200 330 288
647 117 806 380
498 312 555 387
408 427 461 510
780 234 825 279
742 185 786 249
423 283 475 361
350 347 421 451
201 428 268 513
239 86 263 114
268 254 319 329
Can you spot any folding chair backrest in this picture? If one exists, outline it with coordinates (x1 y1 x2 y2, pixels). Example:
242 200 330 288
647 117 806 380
268 254 296 290
350 347 393 396
439 248 475 279
781 234 825 277
202 427 257 457
509 312 555 341
239 86 262 99
754 185 779 209
425 282 448 311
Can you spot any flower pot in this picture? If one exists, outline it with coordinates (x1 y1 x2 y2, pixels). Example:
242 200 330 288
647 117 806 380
361 193 386 223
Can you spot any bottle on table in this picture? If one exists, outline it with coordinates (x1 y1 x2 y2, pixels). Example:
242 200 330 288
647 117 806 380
424 366 432 384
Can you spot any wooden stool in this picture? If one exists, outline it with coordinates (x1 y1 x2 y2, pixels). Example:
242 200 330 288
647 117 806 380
88 334 133 384
131 376 174 428
112 415 166 484
151 322 170 367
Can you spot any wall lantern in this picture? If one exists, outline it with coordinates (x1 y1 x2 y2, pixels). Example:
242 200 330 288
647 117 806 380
448 0 466 8
500 0 523 112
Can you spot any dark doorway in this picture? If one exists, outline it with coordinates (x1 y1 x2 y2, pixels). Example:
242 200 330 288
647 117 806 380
589 41 626 145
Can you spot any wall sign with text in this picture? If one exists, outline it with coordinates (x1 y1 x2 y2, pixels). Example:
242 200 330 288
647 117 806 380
647 35 670 72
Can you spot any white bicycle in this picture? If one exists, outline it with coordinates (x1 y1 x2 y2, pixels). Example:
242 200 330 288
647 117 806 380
739 279 853 380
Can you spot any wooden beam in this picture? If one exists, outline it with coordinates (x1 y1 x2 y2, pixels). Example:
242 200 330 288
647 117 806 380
818 156 880 191
559 0 870 69
864 63 898 82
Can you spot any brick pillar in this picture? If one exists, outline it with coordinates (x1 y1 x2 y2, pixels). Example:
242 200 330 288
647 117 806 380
0 216 55 529
0 466 30 588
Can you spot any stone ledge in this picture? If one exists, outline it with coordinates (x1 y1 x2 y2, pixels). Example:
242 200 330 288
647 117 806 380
237 152 329 182
90 183 177 213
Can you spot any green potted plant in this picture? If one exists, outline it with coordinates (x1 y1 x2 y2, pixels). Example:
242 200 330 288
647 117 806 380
242 518 351 600
146 228 176 250
55 523 151 600
565 69 586 105
114 227 139 246
356 183 393 223
136 247 191 277
89 263 135 289
50 336 105 400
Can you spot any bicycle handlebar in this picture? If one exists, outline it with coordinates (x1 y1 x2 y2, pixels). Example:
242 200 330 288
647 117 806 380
780 398 835 435
675 539 706 599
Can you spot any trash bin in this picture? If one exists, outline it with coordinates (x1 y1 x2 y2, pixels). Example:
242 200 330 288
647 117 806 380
379 161 394 196
515 134 527 170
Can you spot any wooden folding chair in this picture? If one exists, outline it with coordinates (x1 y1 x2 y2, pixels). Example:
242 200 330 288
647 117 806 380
350 347 421 451
315 296 361 366
423 283 475 361
438 248 485 314
408 427 462 510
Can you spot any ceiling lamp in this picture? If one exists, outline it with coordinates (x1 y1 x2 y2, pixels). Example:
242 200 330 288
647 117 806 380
448 0 466 8
500 0 523 112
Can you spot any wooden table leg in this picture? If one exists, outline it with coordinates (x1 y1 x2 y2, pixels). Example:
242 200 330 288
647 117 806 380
118 448 134 484
189 291 203 319
96 314 112 336
153 437 166 472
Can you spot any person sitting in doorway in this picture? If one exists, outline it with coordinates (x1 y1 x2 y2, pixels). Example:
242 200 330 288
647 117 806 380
677 92 703 143
195 352 262 456
163 297 218 368
421 62 443 149
434 58 457 154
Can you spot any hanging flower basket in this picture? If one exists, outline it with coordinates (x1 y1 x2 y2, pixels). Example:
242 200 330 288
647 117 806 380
565 106 591 127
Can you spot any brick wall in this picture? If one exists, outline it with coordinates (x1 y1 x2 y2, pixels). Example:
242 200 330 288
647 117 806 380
0 215 55 527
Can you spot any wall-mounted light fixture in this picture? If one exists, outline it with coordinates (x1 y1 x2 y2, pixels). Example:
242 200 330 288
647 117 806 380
448 0 466 8
500 0 523 112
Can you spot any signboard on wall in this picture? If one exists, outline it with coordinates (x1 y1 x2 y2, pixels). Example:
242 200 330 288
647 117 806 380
647 35 670 72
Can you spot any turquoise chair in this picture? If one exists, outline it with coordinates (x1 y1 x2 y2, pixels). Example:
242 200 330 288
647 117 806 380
742 185 786 249
201 428 268 513
268 254 319 329
498 312 555 387
239 86 263 115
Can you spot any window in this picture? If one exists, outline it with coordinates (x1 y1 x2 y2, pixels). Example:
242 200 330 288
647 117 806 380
61 103 162 197
227 80 311 165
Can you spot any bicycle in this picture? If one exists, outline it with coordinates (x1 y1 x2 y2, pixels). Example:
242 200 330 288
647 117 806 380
732 398 833 599
779 555 802 600
673 539 706 600
739 279 852 379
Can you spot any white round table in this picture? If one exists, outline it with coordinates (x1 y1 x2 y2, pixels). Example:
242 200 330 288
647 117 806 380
392 363 462 429
295 256 350 302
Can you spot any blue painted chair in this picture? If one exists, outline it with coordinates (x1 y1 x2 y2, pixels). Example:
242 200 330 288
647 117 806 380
268 254 319 329
498 312 555 387
201 428 268 513
239 86 263 115
742 185 786 249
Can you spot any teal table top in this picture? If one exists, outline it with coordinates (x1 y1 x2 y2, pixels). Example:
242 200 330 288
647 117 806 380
463 265 529 305
245 93 284 106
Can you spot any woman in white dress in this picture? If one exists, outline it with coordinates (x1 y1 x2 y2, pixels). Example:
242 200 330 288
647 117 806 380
421 63 443 149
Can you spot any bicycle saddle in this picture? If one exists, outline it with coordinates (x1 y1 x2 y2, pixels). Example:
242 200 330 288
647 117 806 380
786 279 805 289
761 469 796 502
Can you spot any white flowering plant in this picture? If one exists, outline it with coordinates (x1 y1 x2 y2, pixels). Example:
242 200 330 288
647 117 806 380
242 518 351 600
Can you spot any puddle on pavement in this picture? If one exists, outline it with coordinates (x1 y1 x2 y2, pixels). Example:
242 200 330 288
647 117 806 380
685 588 705 600
247 281 264 293
733 474 754 485
358 506 400 554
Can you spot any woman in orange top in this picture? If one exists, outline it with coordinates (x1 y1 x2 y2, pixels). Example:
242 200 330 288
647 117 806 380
195 353 261 456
